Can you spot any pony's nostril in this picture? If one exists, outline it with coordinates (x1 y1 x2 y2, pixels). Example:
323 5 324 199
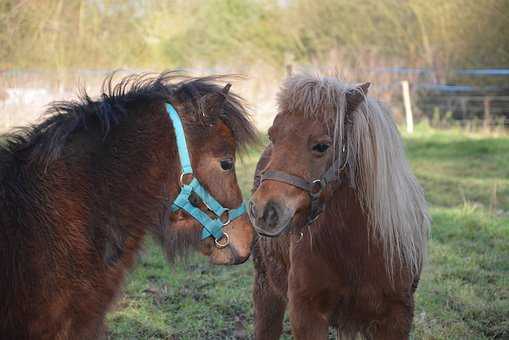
262 202 280 228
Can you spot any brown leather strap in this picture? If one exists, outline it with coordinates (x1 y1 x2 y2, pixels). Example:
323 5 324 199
258 140 349 226
261 170 315 193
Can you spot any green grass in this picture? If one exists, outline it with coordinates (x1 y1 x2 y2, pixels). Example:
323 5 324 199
107 125 509 339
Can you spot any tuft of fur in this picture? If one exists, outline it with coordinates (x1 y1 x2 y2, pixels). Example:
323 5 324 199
278 73 430 278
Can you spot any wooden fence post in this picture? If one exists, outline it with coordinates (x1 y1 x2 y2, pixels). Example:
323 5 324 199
401 80 414 133
483 96 492 130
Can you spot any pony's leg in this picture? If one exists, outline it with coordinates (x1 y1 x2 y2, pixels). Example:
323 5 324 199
366 300 414 340
287 295 329 340
253 260 287 340
287 302 329 340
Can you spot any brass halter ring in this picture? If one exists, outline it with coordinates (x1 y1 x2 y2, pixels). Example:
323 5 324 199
214 232 230 248
219 209 231 226
179 173 193 187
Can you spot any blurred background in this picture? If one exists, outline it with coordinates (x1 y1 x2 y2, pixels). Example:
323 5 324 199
1 0 508 131
1 1 508 339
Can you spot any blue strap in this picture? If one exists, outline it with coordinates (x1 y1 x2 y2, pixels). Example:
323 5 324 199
171 182 247 240
191 179 228 217
166 102 246 240
166 103 193 175
170 178 228 217
229 204 246 220
171 183 226 239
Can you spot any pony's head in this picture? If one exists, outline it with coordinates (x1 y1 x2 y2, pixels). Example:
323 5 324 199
249 75 369 236
3 72 259 266
249 74 429 276
161 75 258 265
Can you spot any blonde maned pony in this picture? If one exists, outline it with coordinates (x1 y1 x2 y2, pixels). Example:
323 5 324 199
249 73 430 339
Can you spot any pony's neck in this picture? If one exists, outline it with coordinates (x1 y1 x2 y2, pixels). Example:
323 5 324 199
41 101 180 267
0 102 183 336
90 102 180 256
314 185 381 265
313 185 408 285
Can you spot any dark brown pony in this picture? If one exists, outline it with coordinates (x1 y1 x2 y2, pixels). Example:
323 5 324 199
249 74 430 339
0 72 257 339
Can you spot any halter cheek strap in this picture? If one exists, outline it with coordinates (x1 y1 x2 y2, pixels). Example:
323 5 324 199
166 103 246 244
260 145 349 225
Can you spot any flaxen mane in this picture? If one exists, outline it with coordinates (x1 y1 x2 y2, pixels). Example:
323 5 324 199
278 74 430 277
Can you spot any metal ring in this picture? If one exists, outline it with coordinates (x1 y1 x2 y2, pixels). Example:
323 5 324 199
219 209 231 226
179 173 193 187
214 232 230 248
310 179 323 196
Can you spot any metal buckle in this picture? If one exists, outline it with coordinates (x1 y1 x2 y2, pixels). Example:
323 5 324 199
219 209 231 226
179 173 193 187
214 232 230 248
296 231 304 242
307 211 321 224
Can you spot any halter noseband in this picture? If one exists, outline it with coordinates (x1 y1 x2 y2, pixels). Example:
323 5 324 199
166 103 246 248
260 144 349 225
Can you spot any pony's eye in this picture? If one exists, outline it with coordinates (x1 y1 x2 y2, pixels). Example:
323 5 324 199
220 159 234 171
312 143 330 153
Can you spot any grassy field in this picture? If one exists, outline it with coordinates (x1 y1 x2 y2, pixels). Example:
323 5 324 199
107 124 509 339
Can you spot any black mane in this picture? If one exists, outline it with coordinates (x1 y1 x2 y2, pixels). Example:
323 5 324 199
0 71 257 167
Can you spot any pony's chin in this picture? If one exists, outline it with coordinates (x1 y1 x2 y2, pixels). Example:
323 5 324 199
208 246 251 265
252 208 310 238
199 238 251 265
253 222 291 237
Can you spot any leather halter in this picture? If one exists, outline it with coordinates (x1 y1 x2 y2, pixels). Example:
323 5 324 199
260 144 349 225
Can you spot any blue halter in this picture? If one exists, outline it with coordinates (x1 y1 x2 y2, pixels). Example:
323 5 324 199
166 103 246 244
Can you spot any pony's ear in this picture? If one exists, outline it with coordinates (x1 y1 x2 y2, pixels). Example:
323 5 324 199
200 83 232 114
346 82 370 116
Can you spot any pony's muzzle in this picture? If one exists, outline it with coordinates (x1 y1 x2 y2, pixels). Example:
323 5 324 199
209 215 254 265
248 198 293 237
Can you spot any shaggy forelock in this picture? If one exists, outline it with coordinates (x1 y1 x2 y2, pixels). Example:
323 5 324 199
277 74 364 157
278 74 350 121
